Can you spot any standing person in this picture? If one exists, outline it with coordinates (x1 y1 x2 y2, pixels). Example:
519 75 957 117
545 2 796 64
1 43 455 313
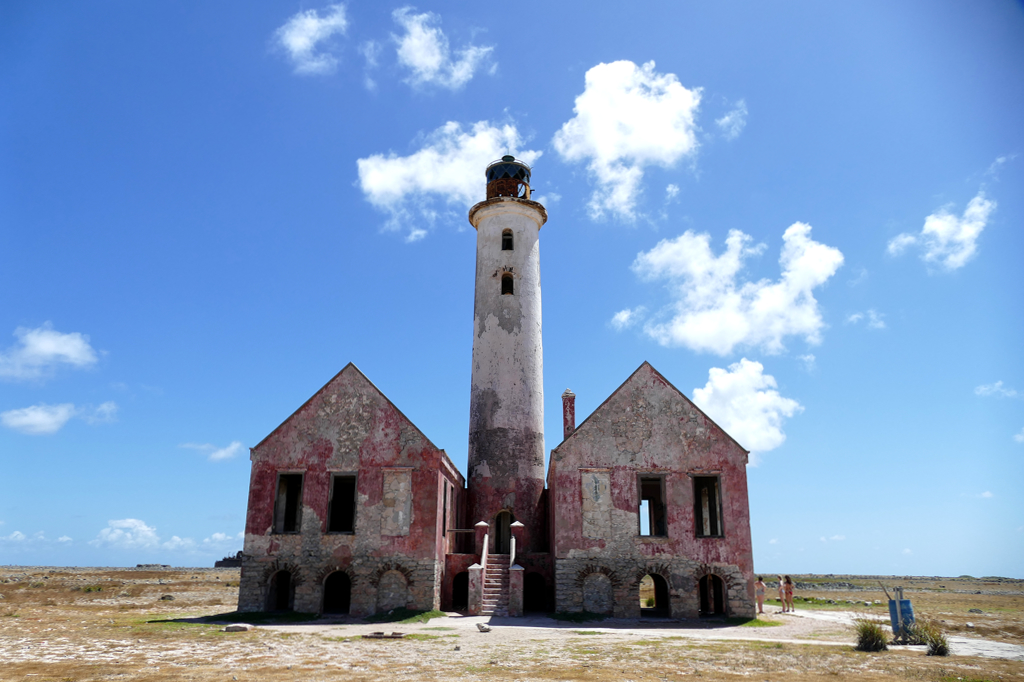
755 576 766 614
777 576 786 612
784 575 795 612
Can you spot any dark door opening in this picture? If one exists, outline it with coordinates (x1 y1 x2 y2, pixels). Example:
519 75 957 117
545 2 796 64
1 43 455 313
639 574 670 617
268 570 293 611
698 574 725 617
524 572 551 612
322 571 351 614
493 511 513 554
452 571 469 611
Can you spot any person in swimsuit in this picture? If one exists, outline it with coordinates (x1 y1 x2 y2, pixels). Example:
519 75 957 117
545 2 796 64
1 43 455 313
784 575 795 612
777 575 786 612
754 576 766 614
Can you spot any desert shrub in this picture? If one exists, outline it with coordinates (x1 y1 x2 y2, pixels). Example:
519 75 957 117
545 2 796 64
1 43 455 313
927 630 950 656
905 619 949 655
645 598 655 607
853 619 888 652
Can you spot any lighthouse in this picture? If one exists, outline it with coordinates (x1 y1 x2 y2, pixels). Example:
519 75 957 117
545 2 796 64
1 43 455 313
466 156 547 554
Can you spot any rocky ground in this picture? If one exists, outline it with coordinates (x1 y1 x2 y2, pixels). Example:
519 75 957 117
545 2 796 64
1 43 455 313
0 566 1021 681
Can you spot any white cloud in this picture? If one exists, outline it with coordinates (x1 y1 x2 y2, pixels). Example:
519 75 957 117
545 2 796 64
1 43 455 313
1014 428 1024 444
846 309 885 329
391 8 493 90
274 4 349 75
888 191 995 270
180 440 245 462
716 99 748 140
0 323 98 381
90 519 160 549
665 184 680 201
552 60 701 220
356 120 541 240
980 491 994 499
2 530 26 542
610 306 646 331
975 381 1019 398
1 403 77 435
90 518 199 552
769 538 778 545
57 535 72 543
360 39 383 89
903 548 912 555
83 401 118 424
830 535 846 541
798 354 816 371
628 223 843 355
692 359 803 464
1 400 118 435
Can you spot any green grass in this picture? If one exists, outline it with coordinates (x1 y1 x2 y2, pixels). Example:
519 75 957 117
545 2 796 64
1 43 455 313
402 633 445 641
364 608 447 624
421 626 456 631
573 630 605 635
162 610 319 625
552 611 608 623
727 616 783 627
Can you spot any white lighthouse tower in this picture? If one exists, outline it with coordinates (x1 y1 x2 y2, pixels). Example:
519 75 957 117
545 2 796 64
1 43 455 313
466 156 547 554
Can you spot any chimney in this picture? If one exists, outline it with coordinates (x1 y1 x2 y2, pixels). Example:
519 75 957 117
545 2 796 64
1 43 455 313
562 389 576 440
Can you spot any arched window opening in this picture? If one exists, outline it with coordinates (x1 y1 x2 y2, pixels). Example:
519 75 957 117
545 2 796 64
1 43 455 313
698 574 726 617
639 574 670 617
267 570 294 612
502 230 513 251
322 571 351 614
501 273 514 295
524 573 551 613
492 510 514 553
451 571 469 611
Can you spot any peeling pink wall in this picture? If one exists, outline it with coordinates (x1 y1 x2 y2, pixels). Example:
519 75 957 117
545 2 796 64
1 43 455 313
549 363 753 579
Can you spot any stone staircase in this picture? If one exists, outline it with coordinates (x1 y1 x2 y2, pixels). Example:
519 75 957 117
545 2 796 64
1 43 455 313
481 553 510 616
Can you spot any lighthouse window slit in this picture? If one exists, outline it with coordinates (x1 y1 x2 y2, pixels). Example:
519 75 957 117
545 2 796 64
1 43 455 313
502 230 513 250
501 273 514 295
328 474 357 533
274 473 303 533
693 476 722 537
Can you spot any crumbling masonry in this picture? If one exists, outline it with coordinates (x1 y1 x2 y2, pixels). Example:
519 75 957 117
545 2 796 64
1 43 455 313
238 157 756 619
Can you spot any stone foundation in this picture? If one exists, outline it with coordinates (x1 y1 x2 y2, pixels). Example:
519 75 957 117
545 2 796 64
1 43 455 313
238 549 442 617
554 557 753 619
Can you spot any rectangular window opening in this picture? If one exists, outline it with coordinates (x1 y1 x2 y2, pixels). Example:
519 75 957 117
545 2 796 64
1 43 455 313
274 473 303 533
638 476 667 537
328 475 357 533
693 476 722 537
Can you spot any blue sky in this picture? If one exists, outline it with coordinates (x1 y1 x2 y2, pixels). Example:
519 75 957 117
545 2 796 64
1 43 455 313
1 1 1021 576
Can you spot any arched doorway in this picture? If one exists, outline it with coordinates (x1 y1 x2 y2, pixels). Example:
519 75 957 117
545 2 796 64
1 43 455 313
492 511 513 554
451 571 469 611
267 570 293 611
698 574 726 617
322 571 351 614
639 574 670 617
524 572 550 612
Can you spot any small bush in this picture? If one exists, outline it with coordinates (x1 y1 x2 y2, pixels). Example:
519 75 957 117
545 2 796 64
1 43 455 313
905 619 949 655
645 598 655 607
927 630 950 656
853 619 888 652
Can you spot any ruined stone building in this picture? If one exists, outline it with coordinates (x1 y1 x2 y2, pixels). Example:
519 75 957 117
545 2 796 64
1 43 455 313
238 158 756 619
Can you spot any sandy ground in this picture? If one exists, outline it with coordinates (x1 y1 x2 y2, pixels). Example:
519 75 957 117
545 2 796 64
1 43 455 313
1 567 1022 681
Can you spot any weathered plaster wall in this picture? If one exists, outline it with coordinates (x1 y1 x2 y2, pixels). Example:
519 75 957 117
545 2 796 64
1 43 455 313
549 362 755 617
466 197 548 552
238 364 463 616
